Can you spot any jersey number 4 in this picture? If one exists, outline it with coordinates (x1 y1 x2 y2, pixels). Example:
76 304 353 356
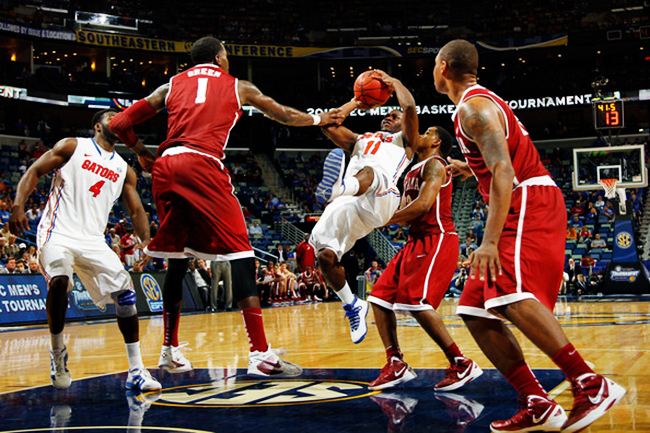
89 180 105 197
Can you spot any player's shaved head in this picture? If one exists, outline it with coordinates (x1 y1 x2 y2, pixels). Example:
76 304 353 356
191 36 225 65
439 39 478 79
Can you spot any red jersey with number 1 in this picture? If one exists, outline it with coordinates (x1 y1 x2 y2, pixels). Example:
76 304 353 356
159 63 242 160
403 156 455 238
452 85 550 203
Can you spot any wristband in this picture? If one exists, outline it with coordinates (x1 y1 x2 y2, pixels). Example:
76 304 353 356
310 114 321 126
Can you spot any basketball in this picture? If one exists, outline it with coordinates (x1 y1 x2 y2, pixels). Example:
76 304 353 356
353 71 392 108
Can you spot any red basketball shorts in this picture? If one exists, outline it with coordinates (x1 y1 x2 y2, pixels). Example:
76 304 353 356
457 184 566 319
145 148 253 260
368 232 459 315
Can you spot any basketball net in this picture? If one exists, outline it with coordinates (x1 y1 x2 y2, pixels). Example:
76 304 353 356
598 178 627 214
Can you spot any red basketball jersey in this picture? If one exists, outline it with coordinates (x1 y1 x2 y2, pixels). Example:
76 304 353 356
159 63 242 159
452 85 550 203
403 155 455 238
299 271 319 285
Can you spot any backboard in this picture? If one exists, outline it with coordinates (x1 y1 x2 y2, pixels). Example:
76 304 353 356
572 144 647 191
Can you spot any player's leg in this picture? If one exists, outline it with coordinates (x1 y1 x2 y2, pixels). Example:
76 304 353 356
223 262 233 310
39 241 74 389
317 247 369 344
158 258 193 373
230 257 302 377
316 147 376 203
496 299 626 432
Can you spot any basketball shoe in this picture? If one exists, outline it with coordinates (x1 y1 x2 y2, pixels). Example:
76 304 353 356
343 296 369 344
126 389 161 427
562 373 626 432
434 357 483 392
248 344 303 377
158 343 193 373
490 394 567 432
370 392 419 432
126 367 162 391
50 346 72 389
369 357 417 390
316 148 345 204
435 392 484 429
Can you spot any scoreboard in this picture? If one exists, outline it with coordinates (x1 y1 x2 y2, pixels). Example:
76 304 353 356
593 99 624 129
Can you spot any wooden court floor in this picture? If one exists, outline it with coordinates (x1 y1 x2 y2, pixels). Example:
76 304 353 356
1 297 649 432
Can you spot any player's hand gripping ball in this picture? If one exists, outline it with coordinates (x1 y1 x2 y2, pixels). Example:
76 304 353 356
354 71 392 109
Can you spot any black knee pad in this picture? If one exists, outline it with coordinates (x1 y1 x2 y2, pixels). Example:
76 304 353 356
230 257 258 303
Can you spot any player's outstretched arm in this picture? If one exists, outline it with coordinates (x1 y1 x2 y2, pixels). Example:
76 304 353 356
109 84 167 168
239 80 343 127
458 97 513 282
121 166 151 249
373 70 418 160
320 99 363 153
385 158 446 226
9 138 76 236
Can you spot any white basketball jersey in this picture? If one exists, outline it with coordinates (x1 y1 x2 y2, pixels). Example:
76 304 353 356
38 138 128 245
347 131 411 188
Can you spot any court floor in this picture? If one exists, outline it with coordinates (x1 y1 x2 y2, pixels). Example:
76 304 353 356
1 297 649 432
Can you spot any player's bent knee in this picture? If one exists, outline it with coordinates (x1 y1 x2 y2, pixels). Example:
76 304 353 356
49 276 69 293
112 289 137 318
230 257 258 303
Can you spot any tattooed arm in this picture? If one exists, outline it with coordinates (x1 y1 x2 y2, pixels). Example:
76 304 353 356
385 158 446 226
458 96 514 281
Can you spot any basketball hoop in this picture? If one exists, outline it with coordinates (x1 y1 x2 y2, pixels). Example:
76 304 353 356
598 178 619 199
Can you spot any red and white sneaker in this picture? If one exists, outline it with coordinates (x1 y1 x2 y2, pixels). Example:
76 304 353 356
490 395 567 432
562 374 626 432
369 357 417 390
434 357 483 391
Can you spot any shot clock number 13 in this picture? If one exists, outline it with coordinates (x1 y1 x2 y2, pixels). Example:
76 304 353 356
593 100 624 130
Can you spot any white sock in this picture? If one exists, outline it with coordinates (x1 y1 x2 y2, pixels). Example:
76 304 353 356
51 332 64 352
335 282 356 305
126 341 145 370
339 177 360 197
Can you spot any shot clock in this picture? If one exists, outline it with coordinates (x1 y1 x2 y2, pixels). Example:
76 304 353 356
593 99 624 130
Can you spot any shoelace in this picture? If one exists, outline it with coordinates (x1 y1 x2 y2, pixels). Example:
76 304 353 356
51 351 68 373
345 304 362 330
173 341 193 353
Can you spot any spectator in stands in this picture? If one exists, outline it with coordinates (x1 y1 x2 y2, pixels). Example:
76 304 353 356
242 205 252 220
26 245 37 260
566 226 578 240
27 257 40 274
25 203 40 222
594 195 605 210
449 267 468 297
188 259 211 309
0 223 12 240
0 203 10 224
570 215 583 229
589 272 605 294
284 245 296 271
470 215 484 240
599 205 614 223
18 160 27 175
15 259 27 274
295 233 315 273
590 233 607 250
460 238 478 257
566 258 580 290
578 226 593 245
0 257 20 274
149 221 159 238
120 227 137 268
586 202 599 219
273 243 288 262
232 163 245 181
392 227 408 242
465 229 477 245
6 235 20 258
0 237 8 261
364 260 383 289
574 273 588 296
18 139 30 160
569 200 585 216
581 254 596 275
248 221 263 237
108 228 121 251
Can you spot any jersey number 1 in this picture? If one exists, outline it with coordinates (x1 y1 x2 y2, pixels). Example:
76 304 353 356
89 180 105 197
195 77 208 104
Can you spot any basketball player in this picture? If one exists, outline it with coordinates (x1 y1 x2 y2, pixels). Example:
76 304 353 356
9 109 160 391
311 70 416 344
109 36 341 376
367 125 483 392
435 39 625 432
297 265 326 302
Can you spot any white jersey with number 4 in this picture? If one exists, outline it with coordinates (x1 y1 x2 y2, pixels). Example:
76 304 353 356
38 137 127 246
347 130 411 191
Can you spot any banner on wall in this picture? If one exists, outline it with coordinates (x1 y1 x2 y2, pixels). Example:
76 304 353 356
0 21 76 41
76 30 189 52
0 271 199 326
